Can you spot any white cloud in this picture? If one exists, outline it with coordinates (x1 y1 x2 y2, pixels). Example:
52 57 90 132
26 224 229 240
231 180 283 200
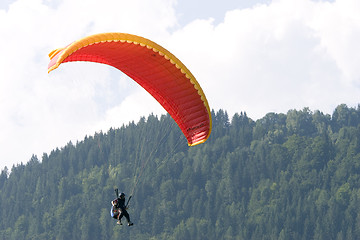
0 0 176 170
308 0 360 84
94 88 165 131
166 0 360 119
0 0 359 170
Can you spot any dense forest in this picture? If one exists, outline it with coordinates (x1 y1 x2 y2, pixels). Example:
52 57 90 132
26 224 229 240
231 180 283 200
1 104 360 239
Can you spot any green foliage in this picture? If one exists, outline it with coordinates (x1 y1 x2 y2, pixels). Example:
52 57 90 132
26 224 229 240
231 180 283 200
1 104 360 239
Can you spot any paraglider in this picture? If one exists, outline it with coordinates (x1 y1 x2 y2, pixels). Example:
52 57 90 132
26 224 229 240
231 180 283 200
48 32 212 146
48 32 212 226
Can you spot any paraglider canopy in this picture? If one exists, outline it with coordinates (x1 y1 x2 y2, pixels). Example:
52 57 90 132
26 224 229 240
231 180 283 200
48 32 211 146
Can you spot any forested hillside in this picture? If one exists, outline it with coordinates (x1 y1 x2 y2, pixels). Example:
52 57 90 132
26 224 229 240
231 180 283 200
1 104 360 239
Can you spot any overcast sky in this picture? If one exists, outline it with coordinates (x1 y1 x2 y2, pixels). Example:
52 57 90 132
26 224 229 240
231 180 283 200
0 0 359 170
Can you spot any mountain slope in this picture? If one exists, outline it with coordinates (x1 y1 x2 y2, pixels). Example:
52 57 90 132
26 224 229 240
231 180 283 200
1 105 360 239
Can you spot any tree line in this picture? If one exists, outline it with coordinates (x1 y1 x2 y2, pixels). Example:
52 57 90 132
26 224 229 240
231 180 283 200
1 104 360 239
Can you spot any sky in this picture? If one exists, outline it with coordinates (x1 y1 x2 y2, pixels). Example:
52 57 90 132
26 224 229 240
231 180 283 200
0 0 359 170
